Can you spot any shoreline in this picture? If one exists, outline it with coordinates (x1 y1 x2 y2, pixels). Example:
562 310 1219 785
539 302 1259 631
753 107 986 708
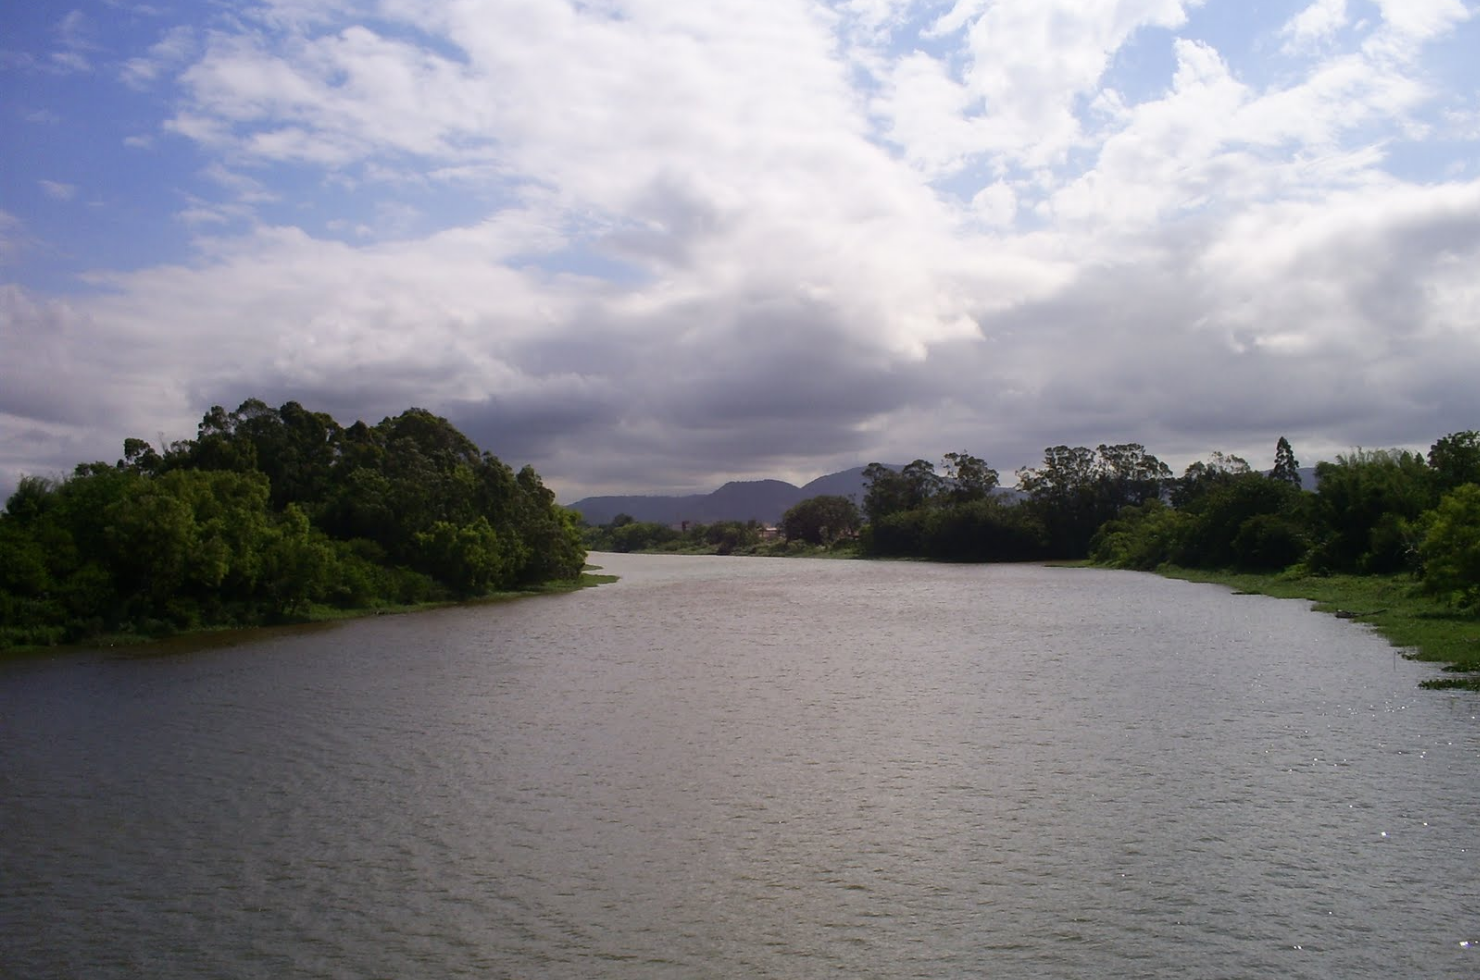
1147 565 1480 690
0 570 619 664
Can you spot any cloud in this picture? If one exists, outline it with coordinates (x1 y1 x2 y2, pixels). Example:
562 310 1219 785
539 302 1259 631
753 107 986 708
1369 0 1471 40
50 10 98 74
3 0 1479 504
1281 0 1348 52
120 25 198 88
39 180 78 201
923 0 1198 168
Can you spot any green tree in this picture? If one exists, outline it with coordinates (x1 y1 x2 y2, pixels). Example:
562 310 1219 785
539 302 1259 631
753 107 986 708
1310 449 1431 573
259 504 335 616
703 520 761 555
1089 499 1191 570
782 495 861 545
1271 436 1302 487
1416 484 1480 611
120 437 164 475
1017 444 1170 558
413 516 511 596
1176 471 1305 569
1172 452 1251 508
941 452 999 505
103 469 278 622
1428 430 1480 494
861 459 944 525
0 398 585 651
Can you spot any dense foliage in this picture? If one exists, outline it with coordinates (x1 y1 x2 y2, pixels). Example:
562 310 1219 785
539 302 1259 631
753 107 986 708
842 434 1478 622
1087 434 1480 615
853 446 1172 562
781 495 860 546
0 400 585 649
582 514 766 555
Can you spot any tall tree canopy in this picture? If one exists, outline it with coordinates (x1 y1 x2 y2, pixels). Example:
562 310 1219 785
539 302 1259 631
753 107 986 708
1271 436 1302 487
782 495 861 546
1016 444 1171 557
1 400 585 649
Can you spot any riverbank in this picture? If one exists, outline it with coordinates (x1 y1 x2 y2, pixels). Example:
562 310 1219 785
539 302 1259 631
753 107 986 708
602 540 863 558
0 569 619 663
1153 566 1480 690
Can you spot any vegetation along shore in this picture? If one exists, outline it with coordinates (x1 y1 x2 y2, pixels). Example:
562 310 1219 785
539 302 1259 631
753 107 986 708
0 399 590 653
5 404 1475 687
582 435 1480 686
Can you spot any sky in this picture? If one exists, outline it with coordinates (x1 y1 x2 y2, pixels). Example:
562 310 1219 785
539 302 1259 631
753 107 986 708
2 0 1479 504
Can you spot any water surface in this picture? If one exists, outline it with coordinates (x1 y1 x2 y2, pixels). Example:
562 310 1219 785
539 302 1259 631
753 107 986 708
3 555 1477 978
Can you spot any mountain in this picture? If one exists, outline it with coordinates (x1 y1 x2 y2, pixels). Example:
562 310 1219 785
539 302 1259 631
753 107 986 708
568 466 878 526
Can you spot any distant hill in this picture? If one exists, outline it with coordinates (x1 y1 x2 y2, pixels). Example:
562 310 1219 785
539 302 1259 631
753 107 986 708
568 466 879 526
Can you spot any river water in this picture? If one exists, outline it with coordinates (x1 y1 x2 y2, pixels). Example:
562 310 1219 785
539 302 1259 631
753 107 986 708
2 554 1477 979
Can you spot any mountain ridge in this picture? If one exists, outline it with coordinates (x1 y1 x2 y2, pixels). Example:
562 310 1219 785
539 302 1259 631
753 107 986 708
567 466 880 526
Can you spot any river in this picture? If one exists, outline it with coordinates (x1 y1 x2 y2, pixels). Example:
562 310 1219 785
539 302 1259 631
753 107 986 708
2 553 1477 978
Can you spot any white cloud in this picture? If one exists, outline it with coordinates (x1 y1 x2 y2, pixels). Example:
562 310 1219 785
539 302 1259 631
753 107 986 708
1368 0 1471 40
1281 0 1348 51
120 25 198 88
928 0 1199 167
39 180 78 201
4 0 1480 501
1194 179 1480 358
49 10 97 74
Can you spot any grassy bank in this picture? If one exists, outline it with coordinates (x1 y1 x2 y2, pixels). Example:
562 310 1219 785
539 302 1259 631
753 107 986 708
1153 566 1480 690
0 570 619 663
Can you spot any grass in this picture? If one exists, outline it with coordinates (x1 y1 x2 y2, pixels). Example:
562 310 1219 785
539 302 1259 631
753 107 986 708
1151 566 1480 690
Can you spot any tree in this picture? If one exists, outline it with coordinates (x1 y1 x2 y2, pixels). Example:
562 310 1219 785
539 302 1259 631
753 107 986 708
120 437 164 475
1417 484 1480 611
1016 445 1101 557
941 452 999 505
1271 436 1302 488
1017 444 1171 557
607 521 678 553
1090 499 1190 570
1309 449 1431 573
1174 470 1304 569
703 520 760 555
861 463 909 524
900 459 945 505
413 517 511 596
0 398 586 650
1096 443 1172 507
259 504 334 616
1428 430 1480 494
1016 445 1097 508
1172 452 1251 508
782 495 861 545
1231 512 1309 571
4 475 57 522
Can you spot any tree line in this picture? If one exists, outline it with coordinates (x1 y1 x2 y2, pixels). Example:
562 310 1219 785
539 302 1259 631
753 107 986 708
0 399 586 650
1089 433 1479 610
582 515 767 555
770 432 1478 612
